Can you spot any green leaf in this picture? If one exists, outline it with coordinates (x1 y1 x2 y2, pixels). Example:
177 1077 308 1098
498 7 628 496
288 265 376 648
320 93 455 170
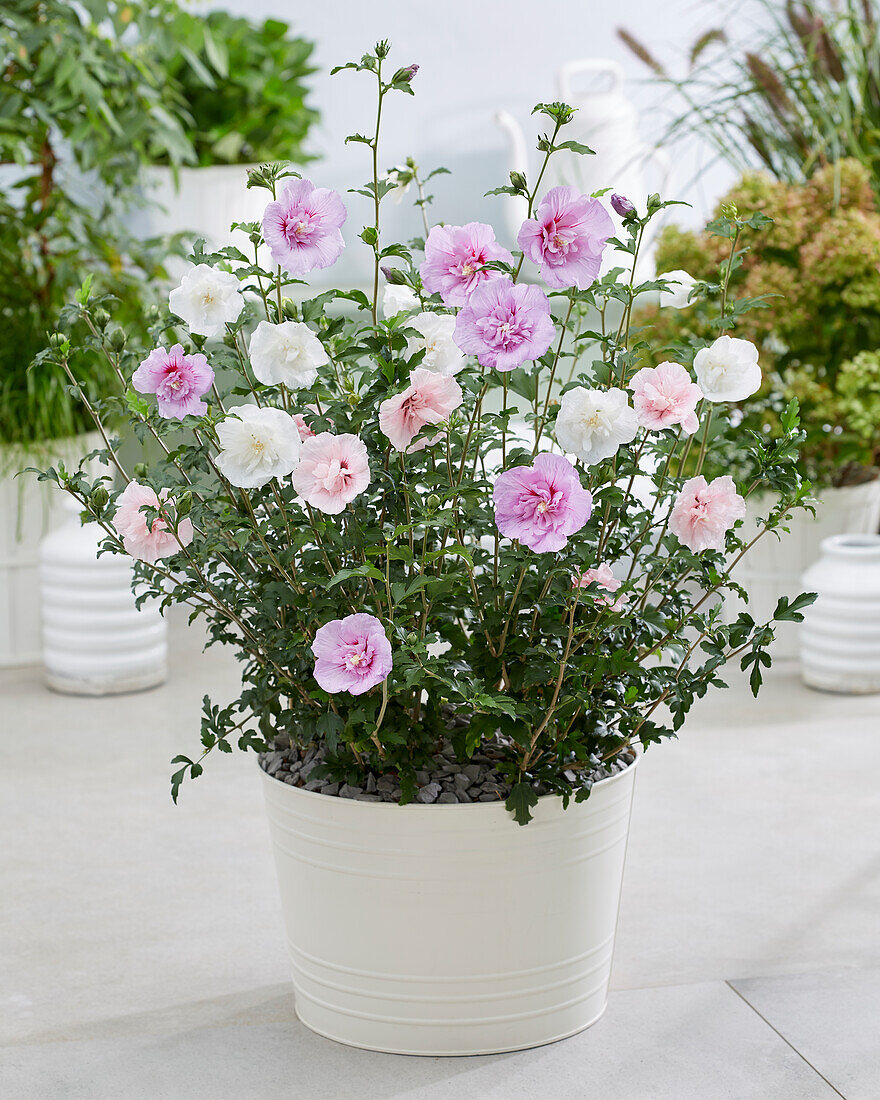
506 782 539 826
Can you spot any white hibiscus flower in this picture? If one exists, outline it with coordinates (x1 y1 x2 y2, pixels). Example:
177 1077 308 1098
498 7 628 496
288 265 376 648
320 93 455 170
215 405 302 488
554 387 639 466
693 335 762 403
248 320 328 389
405 312 464 375
168 263 244 338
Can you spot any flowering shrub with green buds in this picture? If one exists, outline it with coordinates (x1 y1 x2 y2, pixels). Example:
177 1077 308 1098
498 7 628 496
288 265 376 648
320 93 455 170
33 43 814 822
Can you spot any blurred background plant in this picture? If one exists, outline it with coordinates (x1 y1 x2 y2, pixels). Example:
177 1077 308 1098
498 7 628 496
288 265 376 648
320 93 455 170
121 3 318 168
619 0 880 194
0 0 318 452
634 158 880 488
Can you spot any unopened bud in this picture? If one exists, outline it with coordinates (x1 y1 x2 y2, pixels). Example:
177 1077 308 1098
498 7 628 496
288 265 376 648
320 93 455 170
405 631 419 646
175 491 193 517
425 493 440 512
90 486 109 511
93 308 110 329
281 297 298 321
108 327 126 351
146 303 160 320
610 193 636 219
133 462 149 479
48 332 66 349
360 225 378 247
380 264 407 285
391 63 419 84
720 201 739 220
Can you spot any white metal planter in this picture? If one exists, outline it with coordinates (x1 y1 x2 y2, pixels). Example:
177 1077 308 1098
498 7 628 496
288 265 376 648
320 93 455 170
800 534 880 694
0 433 100 668
733 478 880 659
39 500 167 695
261 756 639 1056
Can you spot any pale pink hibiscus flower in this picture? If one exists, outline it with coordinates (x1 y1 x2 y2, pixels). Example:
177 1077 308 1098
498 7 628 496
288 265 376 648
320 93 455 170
311 613 393 695
291 404 328 442
574 563 628 611
113 481 193 564
670 475 745 553
378 368 463 452
630 362 703 435
453 278 555 372
493 452 592 553
132 344 214 420
419 222 513 307
292 432 371 515
518 186 614 290
262 179 347 276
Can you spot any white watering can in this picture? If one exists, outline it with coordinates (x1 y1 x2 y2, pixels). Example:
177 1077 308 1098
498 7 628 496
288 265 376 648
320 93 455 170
495 59 671 276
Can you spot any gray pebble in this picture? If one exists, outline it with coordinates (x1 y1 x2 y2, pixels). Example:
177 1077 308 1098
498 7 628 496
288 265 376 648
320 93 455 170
416 782 442 804
365 774 378 794
338 784 363 799
436 793 459 804
322 782 339 797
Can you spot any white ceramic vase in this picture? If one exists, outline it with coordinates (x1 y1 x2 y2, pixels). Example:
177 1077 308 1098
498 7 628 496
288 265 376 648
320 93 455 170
733 478 880 659
261 756 639 1056
800 534 880 694
39 498 167 695
0 432 101 668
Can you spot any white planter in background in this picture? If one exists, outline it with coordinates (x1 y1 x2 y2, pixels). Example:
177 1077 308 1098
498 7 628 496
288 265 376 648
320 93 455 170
0 433 101 668
733 478 880 659
261 755 639 1056
140 165 268 265
39 497 167 695
800 534 880 694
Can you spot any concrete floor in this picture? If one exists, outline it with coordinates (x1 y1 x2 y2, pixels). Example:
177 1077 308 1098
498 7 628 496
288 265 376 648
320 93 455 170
2 612 880 1099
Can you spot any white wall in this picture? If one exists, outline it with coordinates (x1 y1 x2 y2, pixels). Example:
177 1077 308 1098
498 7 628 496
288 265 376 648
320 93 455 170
200 0 738 279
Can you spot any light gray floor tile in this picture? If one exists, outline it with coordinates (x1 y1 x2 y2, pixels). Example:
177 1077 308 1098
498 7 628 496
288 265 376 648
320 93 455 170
731 967 880 1100
0 982 840 1100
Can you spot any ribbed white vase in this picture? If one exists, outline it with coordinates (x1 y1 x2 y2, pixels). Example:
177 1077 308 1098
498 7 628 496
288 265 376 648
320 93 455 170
800 534 880 694
39 499 167 695
261 755 639 1056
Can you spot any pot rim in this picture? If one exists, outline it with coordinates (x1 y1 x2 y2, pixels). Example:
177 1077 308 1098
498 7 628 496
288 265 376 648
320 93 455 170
259 744 641 812
819 533 880 558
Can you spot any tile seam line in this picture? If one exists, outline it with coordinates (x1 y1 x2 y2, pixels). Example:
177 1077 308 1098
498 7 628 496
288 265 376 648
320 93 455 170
724 980 848 1099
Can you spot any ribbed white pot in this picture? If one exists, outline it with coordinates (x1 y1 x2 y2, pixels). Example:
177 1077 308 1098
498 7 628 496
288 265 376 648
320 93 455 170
261 756 639 1056
39 500 167 695
0 433 101 668
733 478 880 659
800 534 880 694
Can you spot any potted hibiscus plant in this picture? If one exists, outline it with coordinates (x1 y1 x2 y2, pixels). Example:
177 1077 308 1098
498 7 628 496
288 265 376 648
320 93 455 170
34 43 813 1056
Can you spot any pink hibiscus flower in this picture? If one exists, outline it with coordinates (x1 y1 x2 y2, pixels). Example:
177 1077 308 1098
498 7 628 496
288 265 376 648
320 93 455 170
574 562 628 611
292 432 371 515
517 186 614 290
493 452 592 553
630 362 703 435
670 475 745 553
113 480 193 564
453 278 555 372
262 179 347 276
419 222 513 307
132 344 214 420
311 613 393 695
378 368 463 453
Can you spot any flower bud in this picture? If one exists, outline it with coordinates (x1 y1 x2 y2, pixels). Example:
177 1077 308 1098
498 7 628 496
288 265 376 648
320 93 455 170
610 193 636 220
405 631 419 646
391 63 419 85
133 462 149 479
89 486 109 512
108 327 126 351
720 201 739 220
93 308 110 329
146 303 160 320
281 297 298 321
360 225 378 247
425 493 440 512
380 265 408 285
176 491 193 518
48 332 66 349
